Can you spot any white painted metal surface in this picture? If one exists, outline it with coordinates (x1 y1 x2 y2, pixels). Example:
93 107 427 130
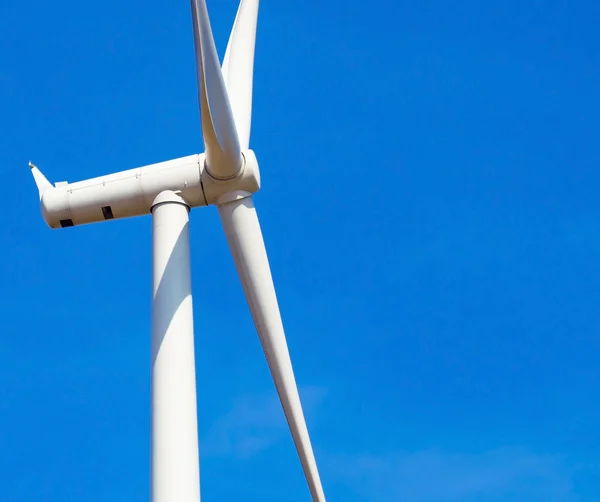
31 1 328 500
191 0 241 179
218 193 326 502
29 162 52 199
38 155 204 228
222 0 260 150
151 191 200 502
35 151 261 229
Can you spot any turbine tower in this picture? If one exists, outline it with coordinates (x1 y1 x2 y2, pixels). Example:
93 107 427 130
29 1 327 500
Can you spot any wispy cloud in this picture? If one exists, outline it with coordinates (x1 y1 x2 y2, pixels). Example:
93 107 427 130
325 447 575 502
202 385 327 459
202 389 582 501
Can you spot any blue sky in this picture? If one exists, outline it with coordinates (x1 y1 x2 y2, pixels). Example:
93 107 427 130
1 0 600 500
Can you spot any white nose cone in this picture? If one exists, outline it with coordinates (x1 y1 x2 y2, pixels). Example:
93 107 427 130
29 162 52 200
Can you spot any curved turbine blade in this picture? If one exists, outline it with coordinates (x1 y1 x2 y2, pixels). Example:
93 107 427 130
218 195 327 502
190 0 241 179
222 0 260 150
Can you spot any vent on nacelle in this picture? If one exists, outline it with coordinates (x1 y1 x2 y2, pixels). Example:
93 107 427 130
102 206 114 220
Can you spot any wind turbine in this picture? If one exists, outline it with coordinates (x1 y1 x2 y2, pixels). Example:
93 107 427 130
29 0 327 501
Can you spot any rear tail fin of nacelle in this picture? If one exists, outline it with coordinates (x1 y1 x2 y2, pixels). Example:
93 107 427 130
29 162 53 200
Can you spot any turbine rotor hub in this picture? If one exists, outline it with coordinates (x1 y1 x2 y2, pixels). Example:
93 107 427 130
201 149 261 206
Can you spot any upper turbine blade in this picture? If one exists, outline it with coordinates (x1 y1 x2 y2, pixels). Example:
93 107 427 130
190 0 241 179
218 196 327 502
222 0 259 150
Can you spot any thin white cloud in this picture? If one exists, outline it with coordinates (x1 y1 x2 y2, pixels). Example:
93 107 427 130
202 389 581 501
202 385 327 459
325 447 575 502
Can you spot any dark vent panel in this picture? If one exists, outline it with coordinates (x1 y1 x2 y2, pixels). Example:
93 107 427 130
102 206 114 219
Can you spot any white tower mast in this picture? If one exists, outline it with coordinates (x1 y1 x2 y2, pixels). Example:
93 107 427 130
151 191 200 502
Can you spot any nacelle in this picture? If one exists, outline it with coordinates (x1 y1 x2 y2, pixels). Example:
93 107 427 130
36 151 260 228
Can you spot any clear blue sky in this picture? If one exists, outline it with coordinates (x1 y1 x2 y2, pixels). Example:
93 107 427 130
1 0 599 500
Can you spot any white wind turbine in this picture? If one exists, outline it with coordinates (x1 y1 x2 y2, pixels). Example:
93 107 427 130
29 1 327 501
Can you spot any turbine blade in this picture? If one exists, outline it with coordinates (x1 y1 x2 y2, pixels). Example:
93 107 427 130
218 195 327 502
190 0 241 179
222 0 259 150
29 162 52 199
